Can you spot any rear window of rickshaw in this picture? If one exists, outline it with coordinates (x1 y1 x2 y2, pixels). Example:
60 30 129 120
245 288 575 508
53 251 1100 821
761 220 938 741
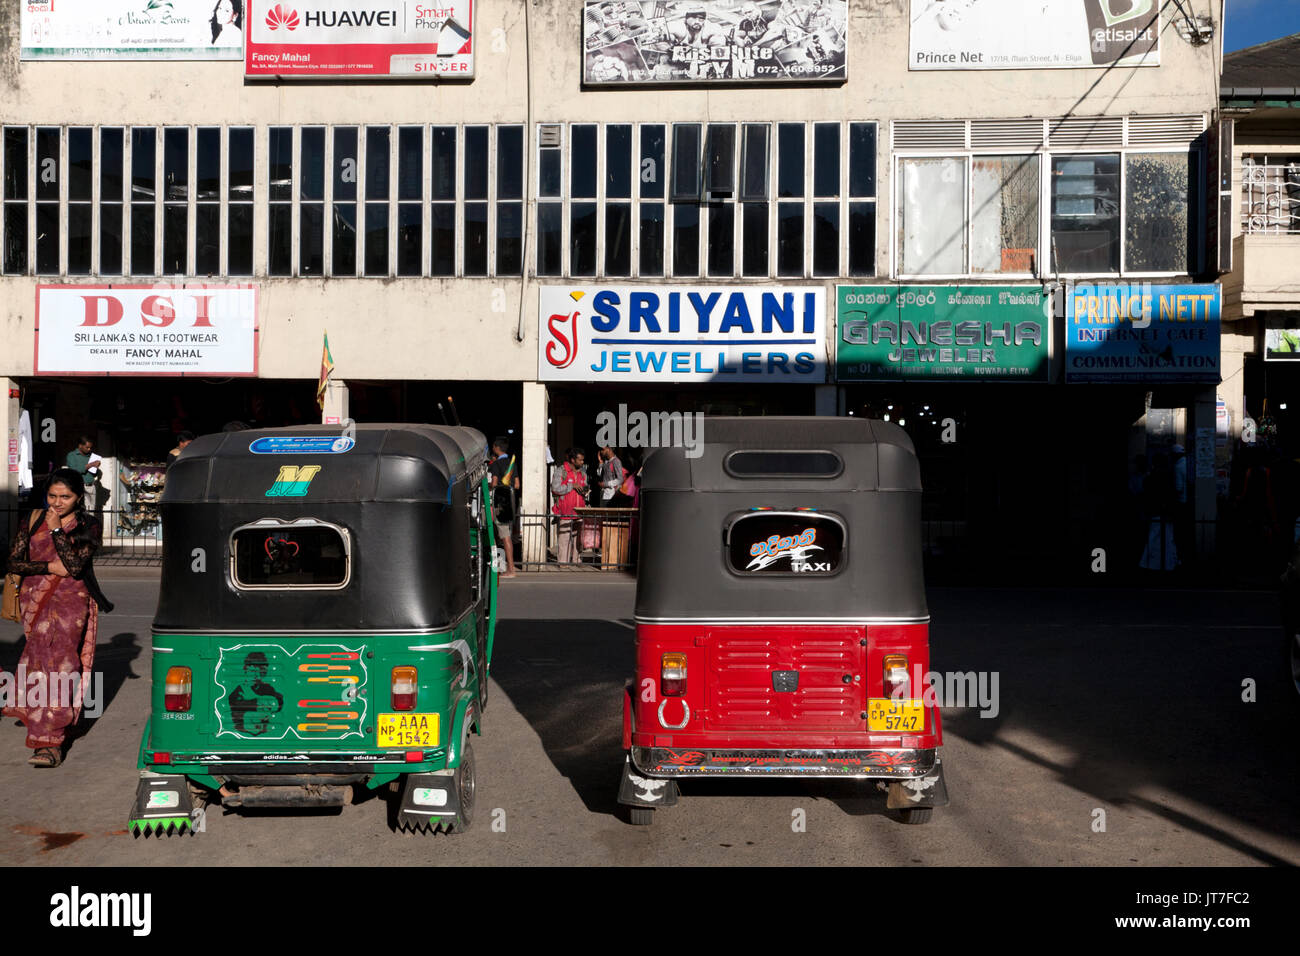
231 523 350 589
724 450 843 478
727 512 846 576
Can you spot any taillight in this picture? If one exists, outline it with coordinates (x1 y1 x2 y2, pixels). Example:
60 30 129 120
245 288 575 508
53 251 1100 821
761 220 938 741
164 667 191 712
661 653 687 697
392 666 418 711
883 655 909 699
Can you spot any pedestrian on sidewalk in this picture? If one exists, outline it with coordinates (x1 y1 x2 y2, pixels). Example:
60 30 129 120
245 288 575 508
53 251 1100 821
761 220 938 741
551 447 588 564
489 437 520 577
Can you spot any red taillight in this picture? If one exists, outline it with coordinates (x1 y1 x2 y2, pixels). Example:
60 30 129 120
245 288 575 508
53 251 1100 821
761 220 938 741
392 666 418 711
153 752 171 765
883 654 909 699
661 653 687 697
405 751 423 763
164 666 192 712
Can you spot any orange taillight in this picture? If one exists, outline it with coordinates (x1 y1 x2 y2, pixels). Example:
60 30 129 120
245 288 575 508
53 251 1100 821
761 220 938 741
164 666 192 712
392 666 418 711
661 653 687 697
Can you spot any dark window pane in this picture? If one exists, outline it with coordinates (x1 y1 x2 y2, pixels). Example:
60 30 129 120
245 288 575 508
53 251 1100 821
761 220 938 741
301 127 325 201
849 123 876 197
100 129 123 201
364 204 388 275
164 127 188 201
813 201 838 275
232 525 348 588
726 513 845 576
65 207 89 273
706 124 735 197
3 204 26 273
498 126 523 200
398 127 422 202
36 203 59 273
741 124 768 201
639 204 664 276
605 201 631 275
366 127 390 201
726 451 843 477
1125 151 1191 273
465 127 488 200
332 204 356 275
777 204 803 275
640 124 665 199
570 201 597 275
229 127 254 201
397 203 421 276
673 204 699 276
228 203 253 275
497 202 522 275
814 123 839 197
100 205 123 275
68 129 93 202
333 128 357 202
268 127 292 201
268 204 292 275
131 203 154 274
431 204 455 275
197 128 220 200
743 202 768 277
432 127 456 201
538 203 563 275
707 204 733 276
671 124 701 200
464 202 488 275
848 202 875 276
36 128 59 202
571 125 597 198
163 203 187 274
301 204 324 276
606 125 632 198
132 128 156 201
539 149 562 198
778 123 804 198
196 204 219 275
4 128 28 200
1050 153 1119 273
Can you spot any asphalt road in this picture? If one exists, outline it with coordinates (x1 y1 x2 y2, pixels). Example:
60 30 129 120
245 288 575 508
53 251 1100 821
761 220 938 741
1 569 1297 867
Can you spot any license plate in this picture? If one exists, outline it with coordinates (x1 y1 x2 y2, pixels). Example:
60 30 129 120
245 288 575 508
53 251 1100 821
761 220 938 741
377 713 439 748
866 699 924 733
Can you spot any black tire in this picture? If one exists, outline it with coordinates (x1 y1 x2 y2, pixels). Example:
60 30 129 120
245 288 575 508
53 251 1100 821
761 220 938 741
899 807 932 825
446 740 476 834
627 806 654 826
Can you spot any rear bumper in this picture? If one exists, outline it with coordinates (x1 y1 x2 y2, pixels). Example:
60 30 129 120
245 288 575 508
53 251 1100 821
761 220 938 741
630 745 938 779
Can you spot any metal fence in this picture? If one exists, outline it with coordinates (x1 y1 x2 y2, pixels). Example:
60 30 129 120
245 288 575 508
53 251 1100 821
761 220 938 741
512 511 636 572
1241 160 1300 235
2 506 164 566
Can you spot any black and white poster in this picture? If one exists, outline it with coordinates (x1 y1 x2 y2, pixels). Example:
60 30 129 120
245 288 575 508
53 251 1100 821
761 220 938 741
909 0 1160 71
583 0 847 85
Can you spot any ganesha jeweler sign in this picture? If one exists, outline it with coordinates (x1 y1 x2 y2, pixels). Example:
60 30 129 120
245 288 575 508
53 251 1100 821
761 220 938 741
583 0 846 85
246 0 474 77
35 285 258 377
836 285 1049 382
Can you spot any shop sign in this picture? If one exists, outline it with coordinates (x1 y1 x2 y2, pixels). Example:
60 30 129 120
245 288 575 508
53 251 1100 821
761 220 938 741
21 0 244 60
1065 283 1220 384
35 285 258 377
539 286 826 383
582 0 846 85
835 285 1048 382
909 0 1159 71
245 0 473 77
1263 325 1300 361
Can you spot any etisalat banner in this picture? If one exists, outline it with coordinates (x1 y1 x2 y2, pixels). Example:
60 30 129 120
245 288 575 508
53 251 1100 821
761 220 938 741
583 0 847 85
21 0 245 60
909 0 1160 71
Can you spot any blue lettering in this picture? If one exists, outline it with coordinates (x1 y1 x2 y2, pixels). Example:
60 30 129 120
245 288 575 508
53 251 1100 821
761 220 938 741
793 352 815 374
768 352 789 373
718 293 754 334
590 352 608 373
762 292 795 333
592 291 620 332
694 352 713 373
803 292 817 333
636 351 666 373
688 291 722 333
611 351 631 372
669 294 680 333
671 352 690 373
742 352 761 373
718 351 737 374
629 292 660 333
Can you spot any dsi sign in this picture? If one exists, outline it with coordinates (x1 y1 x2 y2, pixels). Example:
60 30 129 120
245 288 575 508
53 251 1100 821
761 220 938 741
538 286 826 383
1065 283 1220 383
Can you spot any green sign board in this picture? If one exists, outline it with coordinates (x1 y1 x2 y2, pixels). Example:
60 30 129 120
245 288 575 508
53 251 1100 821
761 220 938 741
836 285 1050 382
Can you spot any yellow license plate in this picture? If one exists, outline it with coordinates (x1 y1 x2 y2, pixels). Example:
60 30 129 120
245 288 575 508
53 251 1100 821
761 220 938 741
377 713 440 748
867 699 924 733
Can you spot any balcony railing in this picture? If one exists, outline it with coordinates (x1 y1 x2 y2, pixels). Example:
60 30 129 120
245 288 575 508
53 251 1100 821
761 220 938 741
1241 161 1300 235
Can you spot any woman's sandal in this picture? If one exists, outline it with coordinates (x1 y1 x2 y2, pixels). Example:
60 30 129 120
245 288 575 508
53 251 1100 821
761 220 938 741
28 747 62 768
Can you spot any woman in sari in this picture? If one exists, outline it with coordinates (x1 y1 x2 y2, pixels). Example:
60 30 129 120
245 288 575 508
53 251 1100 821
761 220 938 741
4 468 103 767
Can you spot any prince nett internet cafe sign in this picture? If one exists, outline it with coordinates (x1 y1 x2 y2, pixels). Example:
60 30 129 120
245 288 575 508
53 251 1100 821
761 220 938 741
35 285 258 377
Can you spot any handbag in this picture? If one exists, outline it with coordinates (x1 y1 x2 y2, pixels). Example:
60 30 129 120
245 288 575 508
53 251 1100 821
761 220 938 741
1 573 19 622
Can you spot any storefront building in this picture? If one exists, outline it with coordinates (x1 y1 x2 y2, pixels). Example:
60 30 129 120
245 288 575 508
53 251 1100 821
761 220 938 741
1 1 1226 572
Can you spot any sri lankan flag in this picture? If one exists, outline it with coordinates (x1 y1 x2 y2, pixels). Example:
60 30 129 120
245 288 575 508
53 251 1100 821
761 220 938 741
317 331 335 410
